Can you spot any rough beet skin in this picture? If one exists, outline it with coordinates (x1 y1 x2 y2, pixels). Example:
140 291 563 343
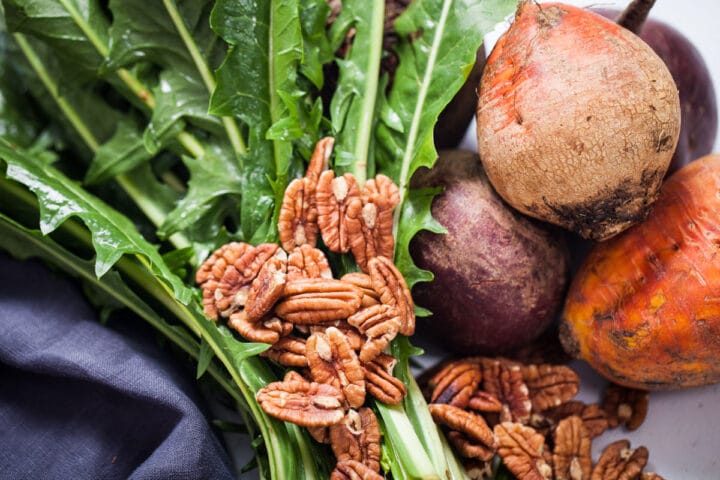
477 2 681 241
410 150 570 355
595 8 718 174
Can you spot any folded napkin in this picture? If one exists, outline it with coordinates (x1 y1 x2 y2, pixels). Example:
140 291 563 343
0 254 235 480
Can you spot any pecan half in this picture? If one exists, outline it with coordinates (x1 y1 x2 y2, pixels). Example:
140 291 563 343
307 327 366 409
309 321 364 351
341 272 380 308
316 170 362 253
521 364 580 412
494 422 552 480
350 175 399 272
330 460 384 480
305 137 334 189
362 353 406 404
330 408 382 473
591 440 649 480
287 245 332 282
196 242 278 319
468 390 503 414
482 358 532 423
447 430 496 462
228 310 287 344
256 370 345 428
430 404 495 461
553 416 592 480
427 360 483 409
278 178 319 251
362 174 400 208
260 336 308 367
368 256 415 336
275 278 362 324
245 249 288 322
347 304 401 363
601 383 649 431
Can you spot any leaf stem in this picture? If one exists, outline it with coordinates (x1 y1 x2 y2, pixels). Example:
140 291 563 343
392 0 453 237
14 34 100 151
352 0 385 186
162 0 247 158
116 69 157 110
57 0 110 56
375 401 440 479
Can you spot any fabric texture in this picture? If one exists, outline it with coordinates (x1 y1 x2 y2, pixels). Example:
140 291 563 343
0 253 236 480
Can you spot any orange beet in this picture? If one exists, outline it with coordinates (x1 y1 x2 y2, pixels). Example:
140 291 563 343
477 1 680 241
560 154 720 389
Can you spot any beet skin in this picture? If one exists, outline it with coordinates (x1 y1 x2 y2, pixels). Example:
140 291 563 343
410 150 570 355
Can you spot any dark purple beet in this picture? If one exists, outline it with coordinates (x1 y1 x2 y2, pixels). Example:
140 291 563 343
409 150 570 355
595 8 718 174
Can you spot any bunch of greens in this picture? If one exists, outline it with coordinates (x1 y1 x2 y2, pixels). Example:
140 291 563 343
0 0 514 478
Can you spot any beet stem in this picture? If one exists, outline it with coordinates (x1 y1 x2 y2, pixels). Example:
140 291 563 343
616 0 656 34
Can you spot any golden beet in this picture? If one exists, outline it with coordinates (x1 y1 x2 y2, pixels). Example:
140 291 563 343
560 154 720 389
477 1 680 240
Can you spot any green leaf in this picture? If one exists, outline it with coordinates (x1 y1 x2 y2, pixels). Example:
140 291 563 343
105 0 213 76
196 337 214 379
158 147 242 239
0 140 192 302
147 70 223 141
161 245 194 278
210 0 305 242
85 118 152 184
216 325 271 370
0 32 47 147
298 0 332 90
396 185 446 307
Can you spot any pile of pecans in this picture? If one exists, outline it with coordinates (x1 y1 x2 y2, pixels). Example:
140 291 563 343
421 354 663 480
196 138 412 479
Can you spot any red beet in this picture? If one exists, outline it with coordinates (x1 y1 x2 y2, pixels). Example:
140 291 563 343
409 150 570 354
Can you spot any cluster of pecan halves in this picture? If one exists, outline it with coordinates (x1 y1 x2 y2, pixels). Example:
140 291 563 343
421 356 662 480
196 137 414 480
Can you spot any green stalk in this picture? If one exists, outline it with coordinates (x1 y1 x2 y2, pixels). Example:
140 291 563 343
375 401 440 479
351 0 385 185
441 433 470 480
13 33 192 251
14 34 100 151
404 373 453 476
162 0 246 159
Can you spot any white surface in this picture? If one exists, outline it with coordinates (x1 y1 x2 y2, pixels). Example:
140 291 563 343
455 2 720 478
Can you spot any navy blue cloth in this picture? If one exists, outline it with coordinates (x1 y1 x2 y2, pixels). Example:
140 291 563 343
0 254 236 480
